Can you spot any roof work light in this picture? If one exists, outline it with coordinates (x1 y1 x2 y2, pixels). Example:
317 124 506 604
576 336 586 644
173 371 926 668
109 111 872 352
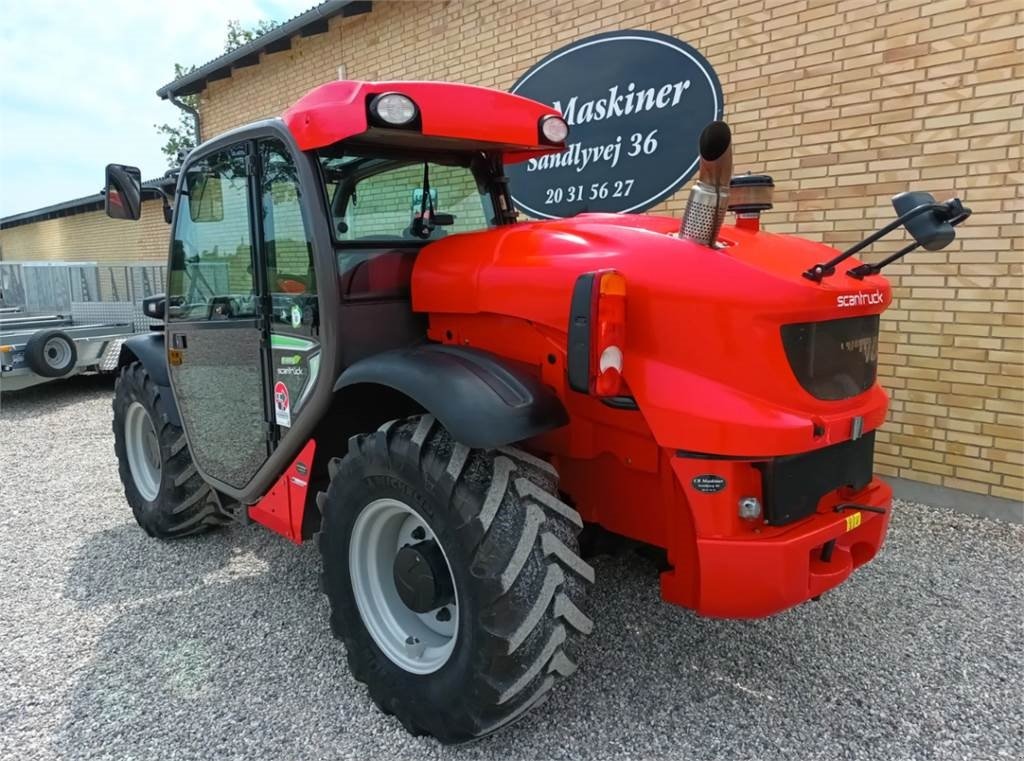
370 93 418 126
540 115 569 144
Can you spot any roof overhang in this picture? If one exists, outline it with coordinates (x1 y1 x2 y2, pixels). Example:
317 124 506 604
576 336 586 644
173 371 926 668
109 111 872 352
156 1 372 100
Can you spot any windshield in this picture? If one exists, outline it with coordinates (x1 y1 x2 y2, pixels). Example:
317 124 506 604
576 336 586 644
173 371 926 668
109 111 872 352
317 151 497 243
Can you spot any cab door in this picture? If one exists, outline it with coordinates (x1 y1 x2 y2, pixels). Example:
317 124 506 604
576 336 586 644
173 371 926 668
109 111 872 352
166 141 270 492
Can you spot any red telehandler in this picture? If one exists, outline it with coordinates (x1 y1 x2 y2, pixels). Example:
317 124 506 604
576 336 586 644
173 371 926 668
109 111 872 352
104 80 970 742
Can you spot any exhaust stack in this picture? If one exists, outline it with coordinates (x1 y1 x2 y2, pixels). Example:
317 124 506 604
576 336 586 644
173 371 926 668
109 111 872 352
680 121 733 247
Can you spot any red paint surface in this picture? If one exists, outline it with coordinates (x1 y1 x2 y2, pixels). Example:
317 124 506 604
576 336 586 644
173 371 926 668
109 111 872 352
249 439 317 544
259 80 898 619
414 213 893 617
283 80 564 163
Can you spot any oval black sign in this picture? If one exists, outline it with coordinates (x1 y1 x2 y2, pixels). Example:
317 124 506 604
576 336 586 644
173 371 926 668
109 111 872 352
508 30 724 219
691 475 727 494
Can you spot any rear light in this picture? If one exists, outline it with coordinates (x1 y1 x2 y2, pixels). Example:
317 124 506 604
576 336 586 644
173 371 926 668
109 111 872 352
567 270 627 397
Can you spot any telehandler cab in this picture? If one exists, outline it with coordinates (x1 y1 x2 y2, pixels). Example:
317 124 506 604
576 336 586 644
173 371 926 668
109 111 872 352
105 79 970 742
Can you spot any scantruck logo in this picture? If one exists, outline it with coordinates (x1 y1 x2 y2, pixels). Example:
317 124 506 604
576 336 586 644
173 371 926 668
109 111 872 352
837 291 884 308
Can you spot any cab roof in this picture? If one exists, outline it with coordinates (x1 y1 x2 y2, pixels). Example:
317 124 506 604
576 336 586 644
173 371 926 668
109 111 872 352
282 80 565 163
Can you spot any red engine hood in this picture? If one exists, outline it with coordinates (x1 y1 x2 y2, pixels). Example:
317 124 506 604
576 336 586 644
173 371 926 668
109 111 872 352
413 214 892 455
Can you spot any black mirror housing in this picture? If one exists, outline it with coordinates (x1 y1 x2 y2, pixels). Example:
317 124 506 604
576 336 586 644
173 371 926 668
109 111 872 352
105 164 143 221
142 294 166 320
892 191 955 251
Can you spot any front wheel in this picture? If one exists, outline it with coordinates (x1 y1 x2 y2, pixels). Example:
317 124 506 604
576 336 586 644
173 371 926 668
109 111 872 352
319 415 594 743
112 362 228 538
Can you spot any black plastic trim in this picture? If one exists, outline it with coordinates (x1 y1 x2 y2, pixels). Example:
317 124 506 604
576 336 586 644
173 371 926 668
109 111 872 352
117 333 181 428
758 432 876 526
120 333 170 386
675 448 771 461
334 344 569 449
600 396 639 410
567 273 595 394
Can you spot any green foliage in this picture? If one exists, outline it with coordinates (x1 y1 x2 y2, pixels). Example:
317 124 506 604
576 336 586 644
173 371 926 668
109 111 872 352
225 19 280 51
156 19 281 168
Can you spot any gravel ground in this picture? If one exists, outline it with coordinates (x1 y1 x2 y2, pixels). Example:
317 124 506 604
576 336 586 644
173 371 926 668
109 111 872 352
1 375 1022 761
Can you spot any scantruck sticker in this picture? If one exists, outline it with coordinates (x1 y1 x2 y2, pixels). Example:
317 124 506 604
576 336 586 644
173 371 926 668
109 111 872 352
837 290 884 308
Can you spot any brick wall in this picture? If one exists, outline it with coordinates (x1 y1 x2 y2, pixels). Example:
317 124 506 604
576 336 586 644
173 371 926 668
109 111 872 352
0 199 170 265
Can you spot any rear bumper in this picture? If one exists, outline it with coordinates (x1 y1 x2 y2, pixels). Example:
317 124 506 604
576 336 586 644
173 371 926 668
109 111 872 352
662 460 892 618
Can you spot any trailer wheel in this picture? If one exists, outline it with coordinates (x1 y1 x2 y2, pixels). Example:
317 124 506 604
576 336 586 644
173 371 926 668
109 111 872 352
25 330 77 377
112 362 229 538
318 415 594 743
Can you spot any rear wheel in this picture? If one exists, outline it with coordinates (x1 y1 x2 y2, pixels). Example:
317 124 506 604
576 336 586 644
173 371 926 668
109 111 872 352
319 415 593 743
112 362 229 538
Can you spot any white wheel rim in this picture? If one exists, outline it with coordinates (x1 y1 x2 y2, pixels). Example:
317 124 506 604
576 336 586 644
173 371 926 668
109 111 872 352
349 498 459 674
43 337 72 370
125 402 161 502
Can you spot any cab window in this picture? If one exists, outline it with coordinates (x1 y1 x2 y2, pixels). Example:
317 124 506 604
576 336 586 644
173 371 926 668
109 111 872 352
319 155 494 243
169 144 255 320
260 139 315 298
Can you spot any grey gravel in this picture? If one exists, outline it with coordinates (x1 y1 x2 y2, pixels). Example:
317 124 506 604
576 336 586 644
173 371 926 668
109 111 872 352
1 375 1022 761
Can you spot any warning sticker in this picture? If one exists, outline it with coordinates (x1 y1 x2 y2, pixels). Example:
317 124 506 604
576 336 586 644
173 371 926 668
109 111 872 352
274 381 291 428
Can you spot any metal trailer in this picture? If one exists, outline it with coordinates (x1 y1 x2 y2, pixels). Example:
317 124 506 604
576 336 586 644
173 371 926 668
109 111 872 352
0 262 165 392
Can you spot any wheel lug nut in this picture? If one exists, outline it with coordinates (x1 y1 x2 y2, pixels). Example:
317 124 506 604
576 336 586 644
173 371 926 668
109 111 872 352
436 608 451 622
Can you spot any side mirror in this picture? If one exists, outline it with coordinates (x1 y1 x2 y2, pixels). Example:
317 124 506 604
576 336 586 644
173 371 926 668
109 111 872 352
893 191 955 251
105 164 143 221
142 294 166 320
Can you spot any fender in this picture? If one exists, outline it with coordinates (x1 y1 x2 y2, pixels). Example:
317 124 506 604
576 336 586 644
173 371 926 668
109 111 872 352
117 332 182 428
334 344 568 449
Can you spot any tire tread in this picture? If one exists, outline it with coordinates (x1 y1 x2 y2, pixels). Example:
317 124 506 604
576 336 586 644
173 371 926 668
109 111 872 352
318 414 593 743
113 362 229 538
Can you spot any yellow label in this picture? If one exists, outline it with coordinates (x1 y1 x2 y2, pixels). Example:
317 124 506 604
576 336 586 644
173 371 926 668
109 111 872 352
845 512 862 532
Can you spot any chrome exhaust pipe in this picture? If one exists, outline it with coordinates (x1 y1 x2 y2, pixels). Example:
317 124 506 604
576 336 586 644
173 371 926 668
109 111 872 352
680 121 733 247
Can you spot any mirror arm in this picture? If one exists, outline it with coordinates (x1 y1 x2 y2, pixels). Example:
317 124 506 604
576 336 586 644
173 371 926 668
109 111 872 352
802 202 945 283
846 240 920 280
846 208 971 279
146 186 175 225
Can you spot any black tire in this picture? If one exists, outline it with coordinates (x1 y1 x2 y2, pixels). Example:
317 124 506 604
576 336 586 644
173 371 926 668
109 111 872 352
25 329 77 377
112 362 229 538
318 414 594 743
